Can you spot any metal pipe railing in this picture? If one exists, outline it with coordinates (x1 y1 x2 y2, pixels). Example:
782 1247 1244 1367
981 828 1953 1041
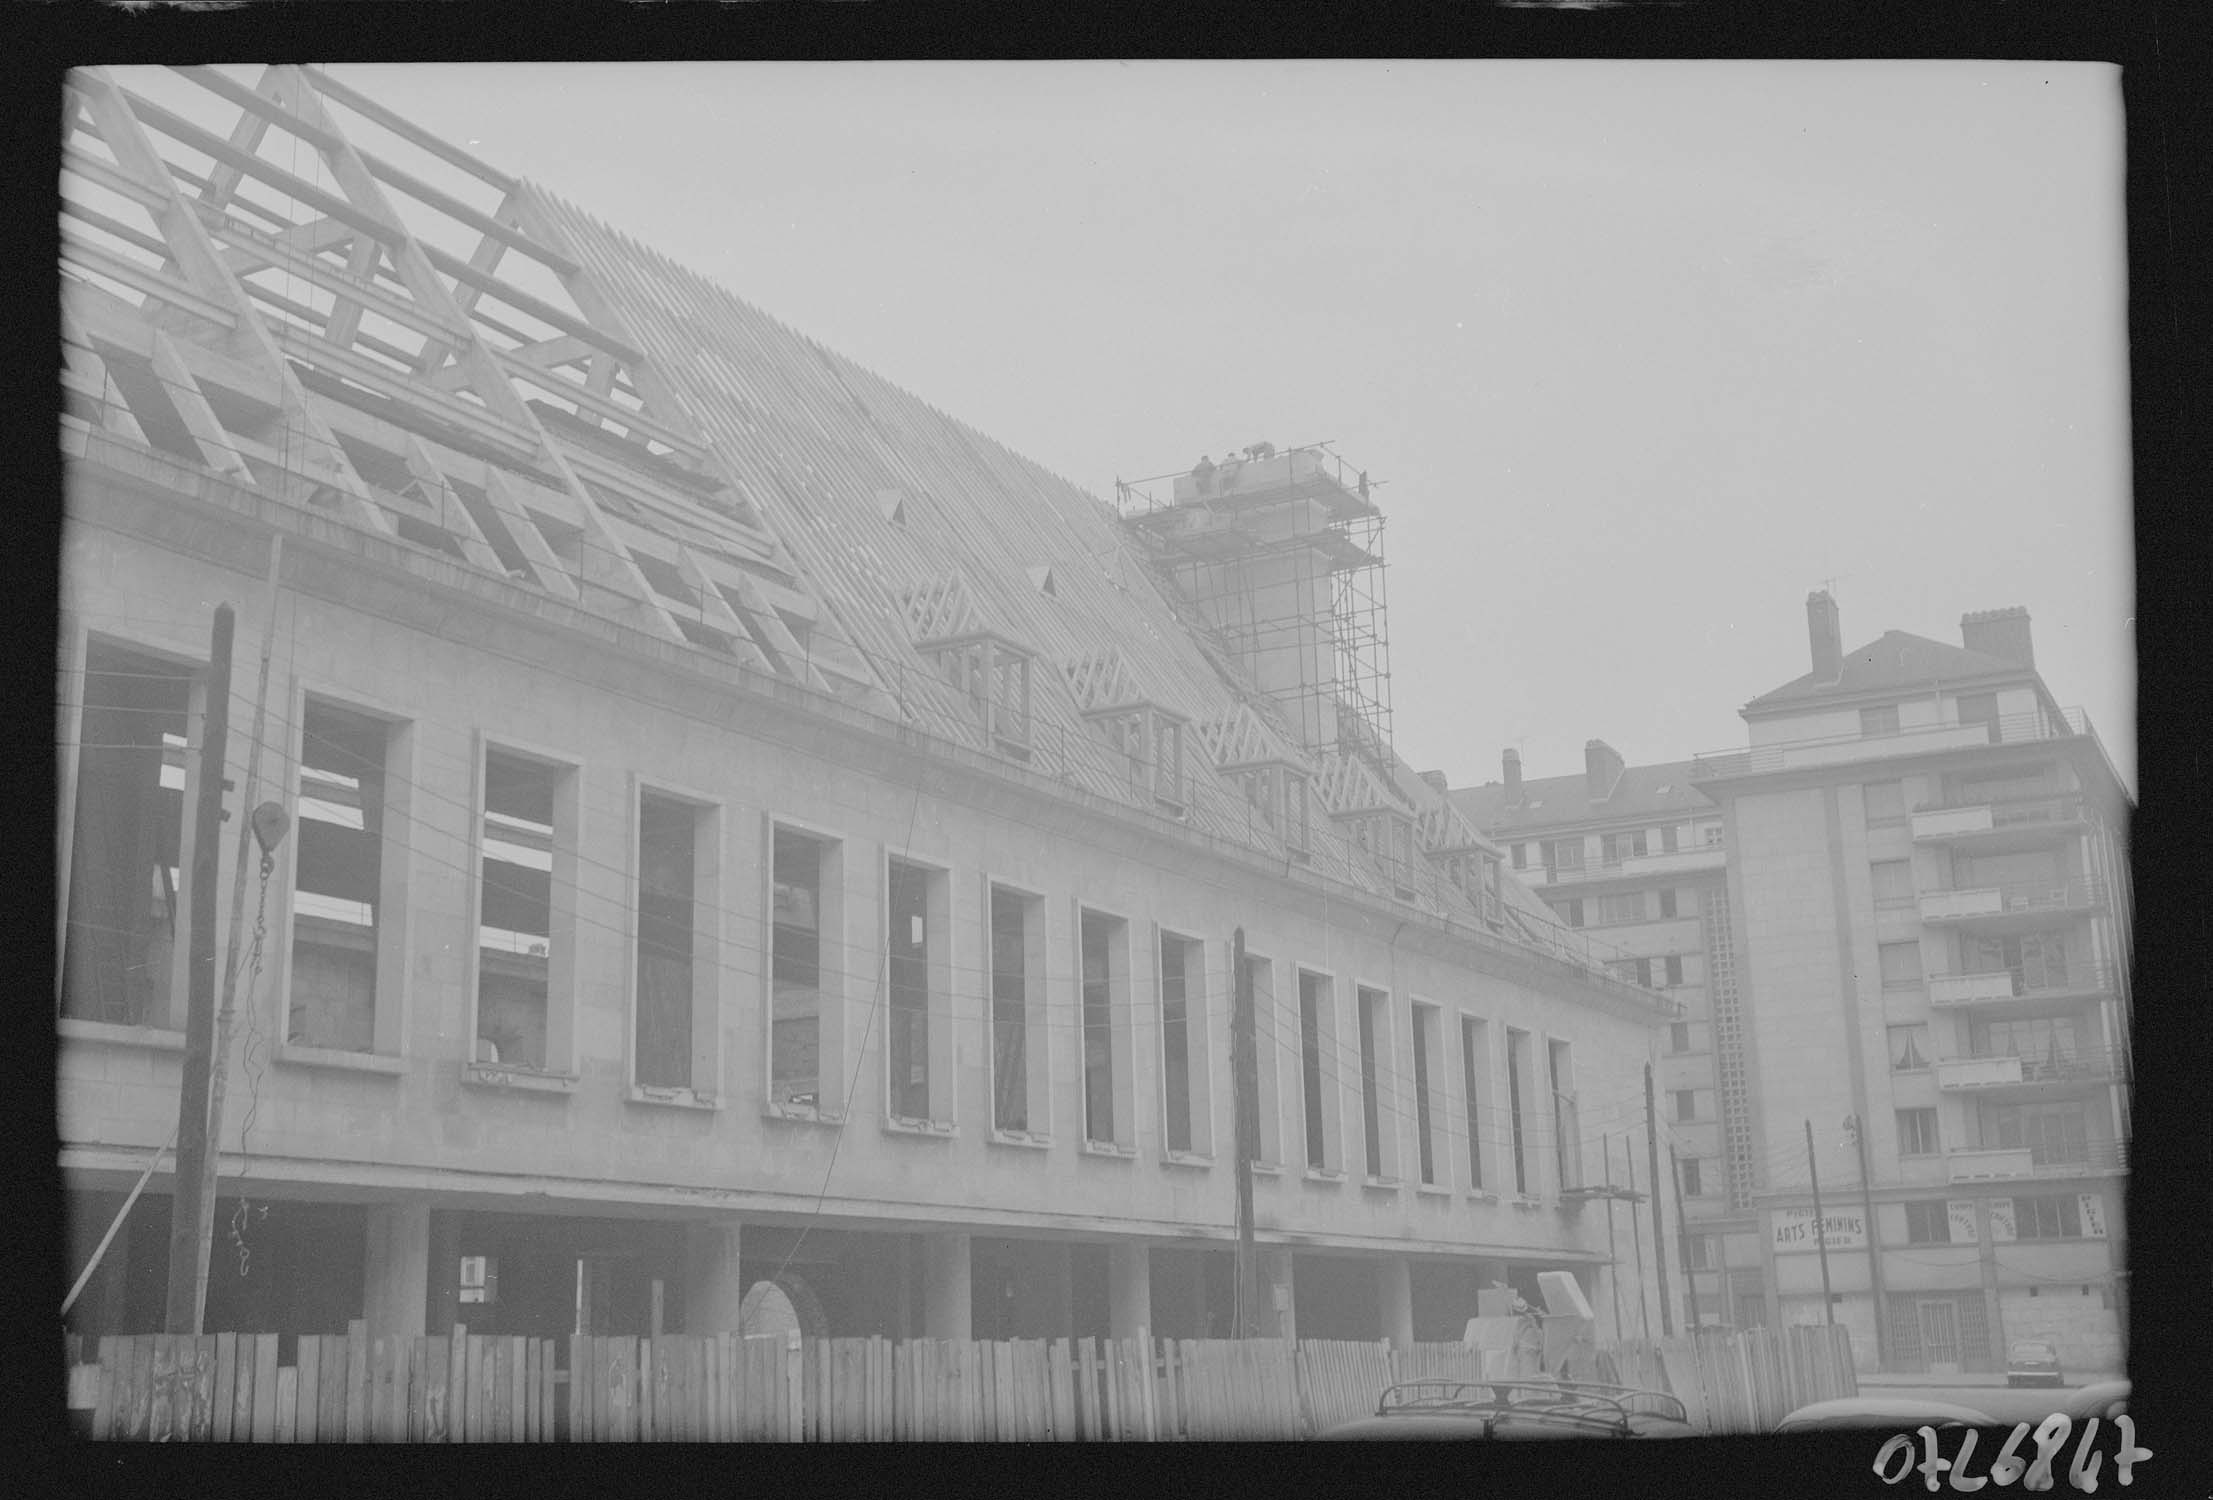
1691 708 2094 780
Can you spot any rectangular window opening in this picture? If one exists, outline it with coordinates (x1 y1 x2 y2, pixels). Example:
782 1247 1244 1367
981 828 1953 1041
1411 1003 1442 1186
1159 931 1210 1155
289 697 393 1053
887 859 948 1124
1080 909 1132 1148
62 641 195 1028
635 791 710 1091
476 748 565 1071
771 827 837 1109
1298 972 1338 1172
1460 1016 1489 1191
990 885 1047 1134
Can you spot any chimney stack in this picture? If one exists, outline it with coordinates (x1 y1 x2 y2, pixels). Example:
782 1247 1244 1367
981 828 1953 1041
1961 607 2035 670
1419 770 1450 795
1585 739 1625 801
1807 590 1843 682
1502 748 1522 800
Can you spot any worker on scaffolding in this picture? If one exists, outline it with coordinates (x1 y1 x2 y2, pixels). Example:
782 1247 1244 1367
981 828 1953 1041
1217 448 1244 492
1191 454 1216 495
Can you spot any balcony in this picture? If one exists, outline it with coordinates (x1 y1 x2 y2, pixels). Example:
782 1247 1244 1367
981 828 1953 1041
1518 843 1726 888
1691 707 2097 782
1911 795 2090 852
1946 1140 2127 1183
1933 1045 2124 1095
1927 961 2118 1010
1916 878 2106 931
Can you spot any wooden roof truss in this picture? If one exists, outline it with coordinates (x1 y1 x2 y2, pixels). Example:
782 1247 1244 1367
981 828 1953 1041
58 65 877 701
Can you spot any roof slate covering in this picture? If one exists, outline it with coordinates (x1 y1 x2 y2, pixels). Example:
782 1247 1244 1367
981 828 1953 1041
1742 629 2027 712
1452 759 1710 835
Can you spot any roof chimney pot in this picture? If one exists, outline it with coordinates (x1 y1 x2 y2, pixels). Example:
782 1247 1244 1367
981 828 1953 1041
1961 607 2035 670
1585 739 1625 801
1503 748 1522 799
1807 590 1843 682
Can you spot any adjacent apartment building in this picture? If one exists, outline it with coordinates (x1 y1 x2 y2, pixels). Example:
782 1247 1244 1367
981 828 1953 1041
1452 748 1755 1336
1689 592 2132 1374
57 66 1678 1355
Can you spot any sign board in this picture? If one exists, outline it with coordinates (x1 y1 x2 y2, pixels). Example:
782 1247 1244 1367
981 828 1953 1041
1988 1200 2017 1242
2078 1194 2107 1239
1770 1207 1867 1253
1946 1201 1982 1243
458 1255 499 1305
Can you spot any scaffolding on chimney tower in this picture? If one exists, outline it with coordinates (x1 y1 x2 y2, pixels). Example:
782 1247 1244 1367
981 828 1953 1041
1116 442 1393 768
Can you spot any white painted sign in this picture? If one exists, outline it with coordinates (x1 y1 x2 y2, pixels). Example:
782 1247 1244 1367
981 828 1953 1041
1771 1207 1867 1253
1988 1200 2017 1242
2078 1194 2107 1239
1946 1201 1981 1243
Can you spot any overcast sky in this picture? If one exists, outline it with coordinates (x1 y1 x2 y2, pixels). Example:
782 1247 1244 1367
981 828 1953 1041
321 60 2135 796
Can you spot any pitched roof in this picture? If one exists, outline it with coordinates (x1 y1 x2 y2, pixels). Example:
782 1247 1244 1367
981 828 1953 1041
1452 759 1708 835
1742 630 2027 713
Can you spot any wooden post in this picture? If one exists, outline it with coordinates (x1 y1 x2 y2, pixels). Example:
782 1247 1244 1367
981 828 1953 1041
1230 928 1258 1338
1806 1120 1835 1325
163 604 233 1334
1645 1061 1673 1336
1671 1143 1701 1334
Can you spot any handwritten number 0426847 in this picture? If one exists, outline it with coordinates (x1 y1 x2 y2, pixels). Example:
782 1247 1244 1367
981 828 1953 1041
1873 1414 2150 1492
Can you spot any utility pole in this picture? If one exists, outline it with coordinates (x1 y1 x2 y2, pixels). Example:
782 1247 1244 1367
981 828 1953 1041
1846 1114 1888 1367
1230 926 1258 1337
1670 1143 1700 1334
1602 1133 1622 1342
1806 1119 1835 1326
1644 1061 1672 1336
1625 1137 1651 1342
192 538 288 1328
164 604 233 1334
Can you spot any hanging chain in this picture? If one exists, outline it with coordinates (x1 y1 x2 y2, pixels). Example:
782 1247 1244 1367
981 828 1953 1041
228 850 278 1280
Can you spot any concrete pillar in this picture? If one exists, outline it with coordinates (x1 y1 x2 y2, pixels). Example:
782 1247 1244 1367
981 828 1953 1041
1108 1243 1151 1340
362 1201 431 1339
683 1221 747 1335
1262 1249 1296 1341
923 1232 972 1339
1379 1257 1415 1349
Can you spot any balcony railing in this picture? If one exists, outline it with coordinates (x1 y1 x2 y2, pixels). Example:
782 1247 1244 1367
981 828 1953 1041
1927 961 2118 1008
1911 795 2088 844
1916 877 2107 925
1932 1045 2124 1092
1519 843 1726 886
1946 1138 2127 1182
1691 707 2095 781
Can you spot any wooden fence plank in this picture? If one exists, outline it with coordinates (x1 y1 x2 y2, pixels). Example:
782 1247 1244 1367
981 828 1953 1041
316 1334 345 1440
612 1335 638 1443
109 1337 140 1441
274 1365 298 1443
179 1336 212 1442
147 1335 179 1443
91 1336 119 1441
230 1331 258 1443
344 1321 369 1442
209 1332 237 1442
422 1335 449 1442
292 1336 320 1442
250 1334 279 1441
508 1337 527 1443
567 1335 589 1445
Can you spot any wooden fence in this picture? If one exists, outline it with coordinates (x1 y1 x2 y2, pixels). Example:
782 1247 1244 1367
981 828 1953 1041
69 1323 1854 1440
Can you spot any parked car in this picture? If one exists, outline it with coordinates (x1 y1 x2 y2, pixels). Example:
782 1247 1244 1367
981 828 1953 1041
2006 1338 2064 1388
1317 1379 1694 1440
2064 1380 2129 1422
1775 1397 1996 1434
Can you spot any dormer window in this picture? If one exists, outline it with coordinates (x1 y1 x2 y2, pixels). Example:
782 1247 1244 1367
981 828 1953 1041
1233 760 1312 854
1085 703 1185 811
929 634 1033 759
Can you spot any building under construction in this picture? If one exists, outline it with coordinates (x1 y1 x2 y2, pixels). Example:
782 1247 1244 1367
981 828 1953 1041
57 65 1681 1359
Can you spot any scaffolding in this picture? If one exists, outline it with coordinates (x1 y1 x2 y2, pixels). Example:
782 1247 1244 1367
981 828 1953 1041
1116 443 1393 767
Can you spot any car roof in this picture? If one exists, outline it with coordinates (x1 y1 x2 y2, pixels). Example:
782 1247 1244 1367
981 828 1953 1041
1777 1398 1996 1431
